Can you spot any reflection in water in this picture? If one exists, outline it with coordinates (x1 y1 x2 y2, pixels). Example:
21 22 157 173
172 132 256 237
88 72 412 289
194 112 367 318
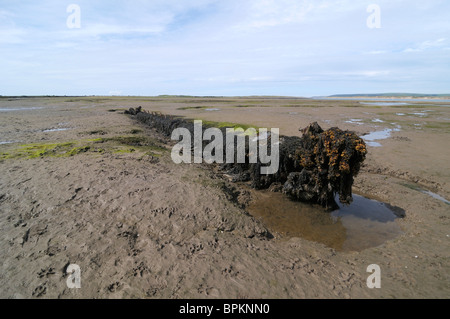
359 102 410 107
248 191 404 252
420 190 450 205
362 126 401 147
331 195 404 251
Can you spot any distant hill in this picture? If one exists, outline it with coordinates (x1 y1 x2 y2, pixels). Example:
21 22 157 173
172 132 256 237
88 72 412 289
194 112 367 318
326 93 450 99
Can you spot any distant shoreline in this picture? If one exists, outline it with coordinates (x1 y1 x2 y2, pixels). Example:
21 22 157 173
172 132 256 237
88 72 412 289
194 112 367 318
1 94 450 100
323 94 450 100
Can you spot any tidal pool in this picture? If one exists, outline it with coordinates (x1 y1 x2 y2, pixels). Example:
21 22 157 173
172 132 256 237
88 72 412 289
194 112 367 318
345 119 364 125
248 191 404 252
362 126 401 147
421 190 450 205
0 107 45 112
42 128 71 132
359 102 410 107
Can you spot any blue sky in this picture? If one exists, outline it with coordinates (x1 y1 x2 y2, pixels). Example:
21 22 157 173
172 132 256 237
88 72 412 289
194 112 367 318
1 0 449 96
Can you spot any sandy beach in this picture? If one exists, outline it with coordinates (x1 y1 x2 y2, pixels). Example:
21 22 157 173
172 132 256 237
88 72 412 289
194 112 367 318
0 96 449 299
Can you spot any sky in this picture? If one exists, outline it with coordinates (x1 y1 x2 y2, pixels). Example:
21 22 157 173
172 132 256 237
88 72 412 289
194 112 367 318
1 0 449 97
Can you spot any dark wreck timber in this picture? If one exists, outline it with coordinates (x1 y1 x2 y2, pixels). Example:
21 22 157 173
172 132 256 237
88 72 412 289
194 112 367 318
126 107 367 210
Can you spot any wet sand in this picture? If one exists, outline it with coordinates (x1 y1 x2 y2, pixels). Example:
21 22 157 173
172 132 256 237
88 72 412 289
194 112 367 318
0 96 449 298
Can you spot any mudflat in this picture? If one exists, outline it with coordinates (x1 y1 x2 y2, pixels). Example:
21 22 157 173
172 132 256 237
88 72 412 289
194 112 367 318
0 96 448 298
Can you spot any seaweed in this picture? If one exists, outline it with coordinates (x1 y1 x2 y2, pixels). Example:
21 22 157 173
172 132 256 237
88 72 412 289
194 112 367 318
128 107 367 209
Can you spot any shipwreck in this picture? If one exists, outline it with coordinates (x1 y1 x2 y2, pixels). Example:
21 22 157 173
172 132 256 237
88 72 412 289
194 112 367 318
126 107 367 209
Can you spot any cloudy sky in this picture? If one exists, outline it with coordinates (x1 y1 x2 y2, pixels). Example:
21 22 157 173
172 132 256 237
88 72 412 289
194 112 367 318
1 0 449 96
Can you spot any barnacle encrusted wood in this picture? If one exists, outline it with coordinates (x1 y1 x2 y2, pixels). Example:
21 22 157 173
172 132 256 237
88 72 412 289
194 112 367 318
283 123 367 208
129 108 367 209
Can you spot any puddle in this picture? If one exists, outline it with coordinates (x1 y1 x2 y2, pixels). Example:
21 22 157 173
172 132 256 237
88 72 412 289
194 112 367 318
42 128 71 132
205 108 220 112
410 112 428 117
362 126 401 147
345 119 364 125
0 141 14 145
372 118 385 123
363 129 392 140
248 191 404 252
422 191 450 205
365 141 382 147
360 102 410 107
0 107 45 112
400 183 450 205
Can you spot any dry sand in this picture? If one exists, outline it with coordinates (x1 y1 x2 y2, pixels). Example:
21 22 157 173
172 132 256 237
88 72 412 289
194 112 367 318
0 96 448 299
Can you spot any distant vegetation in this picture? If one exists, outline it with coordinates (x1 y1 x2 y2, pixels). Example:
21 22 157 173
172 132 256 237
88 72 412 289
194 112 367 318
2 93 449 100
327 93 450 98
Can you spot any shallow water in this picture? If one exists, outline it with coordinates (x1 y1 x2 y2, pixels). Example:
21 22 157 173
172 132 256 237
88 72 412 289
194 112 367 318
321 98 450 103
344 118 364 125
362 126 401 147
421 190 450 205
248 191 404 252
359 102 410 107
365 141 382 147
42 128 71 132
411 112 428 117
0 107 45 112
363 128 393 141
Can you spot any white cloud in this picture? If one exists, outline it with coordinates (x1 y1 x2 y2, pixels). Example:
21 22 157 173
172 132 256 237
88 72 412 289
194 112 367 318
1 0 450 96
232 0 362 30
241 0 313 28
403 38 446 52
60 23 167 39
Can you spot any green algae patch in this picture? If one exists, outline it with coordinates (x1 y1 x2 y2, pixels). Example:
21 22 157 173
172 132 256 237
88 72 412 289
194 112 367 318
93 135 167 155
67 146 91 156
0 135 167 161
113 148 136 154
1 142 97 160
201 120 259 132
1 142 76 160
